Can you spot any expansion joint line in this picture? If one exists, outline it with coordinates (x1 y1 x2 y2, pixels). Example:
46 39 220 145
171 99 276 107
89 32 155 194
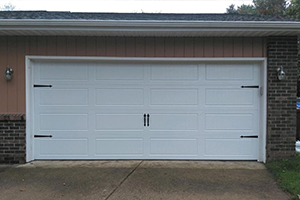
105 160 143 200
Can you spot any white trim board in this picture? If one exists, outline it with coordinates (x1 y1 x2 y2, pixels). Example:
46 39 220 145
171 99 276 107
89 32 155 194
25 56 267 163
1 20 300 37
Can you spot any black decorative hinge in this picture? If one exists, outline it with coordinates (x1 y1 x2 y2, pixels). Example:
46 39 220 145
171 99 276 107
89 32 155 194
34 135 52 138
240 135 258 138
241 85 259 89
34 85 52 88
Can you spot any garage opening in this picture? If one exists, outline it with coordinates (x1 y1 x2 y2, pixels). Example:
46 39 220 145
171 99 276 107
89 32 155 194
26 57 266 161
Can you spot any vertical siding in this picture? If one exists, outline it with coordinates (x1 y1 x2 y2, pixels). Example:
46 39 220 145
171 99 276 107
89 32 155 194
184 38 194 57
243 37 253 57
174 38 184 57
86 37 96 56
145 37 155 57
116 37 126 57
253 37 264 57
233 38 243 57
56 37 67 55
7 36 18 113
204 38 214 57
17 37 26 112
213 38 224 57
0 36 267 114
76 36 86 56
66 36 76 56
194 38 204 57
136 37 145 57
126 38 136 57
46 36 57 56
0 37 7 113
29 37 37 55
37 36 47 56
155 38 165 57
165 37 175 57
106 37 116 56
223 37 234 57
96 37 105 56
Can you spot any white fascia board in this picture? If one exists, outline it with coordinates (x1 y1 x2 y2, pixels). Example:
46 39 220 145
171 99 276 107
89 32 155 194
0 19 300 36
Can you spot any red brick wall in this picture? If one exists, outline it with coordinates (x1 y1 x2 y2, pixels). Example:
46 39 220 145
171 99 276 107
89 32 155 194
267 36 298 161
0 114 26 164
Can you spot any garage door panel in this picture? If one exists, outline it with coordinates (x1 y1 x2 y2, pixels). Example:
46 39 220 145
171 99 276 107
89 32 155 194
96 88 144 106
96 63 144 80
150 89 198 105
38 62 89 81
150 64 198 80
39 89 89 106
150 114 198 131
204 139 257 157
205 89 255 106
95 138 143 156
39 114 88 131
33 61 261 160
150 138 198 156
205 64 255 81
205 114 253 130
95 114 144 131
35 138 88 156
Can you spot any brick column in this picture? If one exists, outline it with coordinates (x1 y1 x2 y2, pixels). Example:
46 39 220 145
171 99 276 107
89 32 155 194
0 114 26 164
267 36 298 161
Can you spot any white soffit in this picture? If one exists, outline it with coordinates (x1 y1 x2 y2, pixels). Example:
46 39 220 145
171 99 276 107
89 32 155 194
0 20 300 37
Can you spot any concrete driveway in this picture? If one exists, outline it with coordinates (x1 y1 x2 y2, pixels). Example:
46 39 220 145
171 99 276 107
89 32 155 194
0 161 291 200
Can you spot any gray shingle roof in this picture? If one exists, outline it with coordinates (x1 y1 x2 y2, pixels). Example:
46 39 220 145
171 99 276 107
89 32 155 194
0 11 299 21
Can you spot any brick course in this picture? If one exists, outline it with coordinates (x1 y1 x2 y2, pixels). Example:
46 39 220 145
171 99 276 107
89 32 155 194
0 114 26 164
267 36 298 161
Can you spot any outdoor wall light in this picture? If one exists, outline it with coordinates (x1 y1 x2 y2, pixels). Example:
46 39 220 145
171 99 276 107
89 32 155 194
277 66 286 81
5 66 13 81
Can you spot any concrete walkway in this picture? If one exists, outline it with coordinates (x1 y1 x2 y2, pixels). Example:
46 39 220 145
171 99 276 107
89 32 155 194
0 161 291 200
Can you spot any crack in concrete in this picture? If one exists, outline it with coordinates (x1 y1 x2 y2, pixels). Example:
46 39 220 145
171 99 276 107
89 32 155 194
105 161 143 200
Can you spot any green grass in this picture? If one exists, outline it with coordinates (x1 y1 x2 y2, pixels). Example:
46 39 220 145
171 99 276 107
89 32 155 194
266 153 300 199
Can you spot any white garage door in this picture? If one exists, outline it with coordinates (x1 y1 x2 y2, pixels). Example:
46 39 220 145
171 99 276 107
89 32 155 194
33 60 260 160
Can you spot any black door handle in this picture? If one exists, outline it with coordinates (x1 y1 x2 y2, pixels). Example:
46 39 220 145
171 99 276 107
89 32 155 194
144 114 146 127
147 114 150 126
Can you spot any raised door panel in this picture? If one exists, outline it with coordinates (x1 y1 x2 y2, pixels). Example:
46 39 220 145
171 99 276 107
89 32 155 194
96 89 144 106
95 63 144 80
150 89 198 105
37 62 89 81
150 64 198 81
95 114 144 131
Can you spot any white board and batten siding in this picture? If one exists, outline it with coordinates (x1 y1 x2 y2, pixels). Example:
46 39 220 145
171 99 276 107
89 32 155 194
32 60 261 160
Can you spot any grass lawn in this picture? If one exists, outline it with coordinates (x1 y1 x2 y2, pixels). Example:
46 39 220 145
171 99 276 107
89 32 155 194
266 153 300 199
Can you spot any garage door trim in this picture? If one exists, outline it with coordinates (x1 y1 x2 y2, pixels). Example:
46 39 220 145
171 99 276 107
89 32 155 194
25 56 267 162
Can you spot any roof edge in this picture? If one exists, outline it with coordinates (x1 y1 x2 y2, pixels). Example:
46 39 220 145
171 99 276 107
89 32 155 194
1 19 300 28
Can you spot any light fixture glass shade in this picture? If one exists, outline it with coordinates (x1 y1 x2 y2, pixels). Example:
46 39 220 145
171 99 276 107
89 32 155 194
5 66 13 81
277 66 286 81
